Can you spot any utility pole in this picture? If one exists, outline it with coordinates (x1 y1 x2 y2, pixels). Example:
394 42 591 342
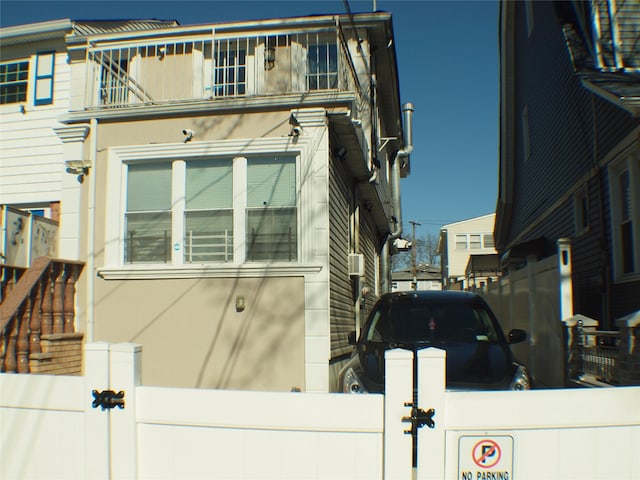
409 221 420 290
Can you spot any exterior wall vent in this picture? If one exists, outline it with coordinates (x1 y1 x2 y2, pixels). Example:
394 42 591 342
348 253 365 277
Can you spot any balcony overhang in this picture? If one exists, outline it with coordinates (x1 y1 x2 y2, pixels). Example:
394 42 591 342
328 111 392 235
60 91 358 124
579 74 640 117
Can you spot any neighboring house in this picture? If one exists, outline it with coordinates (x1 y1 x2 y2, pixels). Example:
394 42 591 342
495 1 640 329
391 264 441 291
464 253 500 290
0 13 412 393
0 20 74 259
438 213 498 290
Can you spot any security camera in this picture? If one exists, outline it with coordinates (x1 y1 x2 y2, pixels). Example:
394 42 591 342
182 129 195 142
290 126 302 137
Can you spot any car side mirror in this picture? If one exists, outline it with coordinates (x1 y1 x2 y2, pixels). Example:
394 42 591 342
347 331 357 345
508 329 527 344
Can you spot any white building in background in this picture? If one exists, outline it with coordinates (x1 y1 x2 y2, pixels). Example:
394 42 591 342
439 213 498 289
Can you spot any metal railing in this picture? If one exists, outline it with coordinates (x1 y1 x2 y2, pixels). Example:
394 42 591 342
85 27 368 115
184 230 233 263
576 321 620 384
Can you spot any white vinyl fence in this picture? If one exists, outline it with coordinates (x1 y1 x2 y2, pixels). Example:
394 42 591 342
2 343 639 479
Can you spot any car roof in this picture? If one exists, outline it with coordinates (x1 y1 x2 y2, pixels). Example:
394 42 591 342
377 290 483 304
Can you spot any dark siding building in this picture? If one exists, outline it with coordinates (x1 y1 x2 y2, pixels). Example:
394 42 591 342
496 1 640 328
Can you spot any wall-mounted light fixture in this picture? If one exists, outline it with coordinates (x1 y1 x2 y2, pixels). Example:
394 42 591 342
65 159 92 183
235 296 246 312
157 46 166 60
265 44 276 70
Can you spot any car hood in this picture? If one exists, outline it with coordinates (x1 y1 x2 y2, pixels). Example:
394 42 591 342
353 341 516 392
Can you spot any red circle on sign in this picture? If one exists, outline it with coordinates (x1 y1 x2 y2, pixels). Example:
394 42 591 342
472 439 501 469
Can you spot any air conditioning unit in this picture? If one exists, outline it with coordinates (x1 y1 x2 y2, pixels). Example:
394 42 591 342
348 253 365 277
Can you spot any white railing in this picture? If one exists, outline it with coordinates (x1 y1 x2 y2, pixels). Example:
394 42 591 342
85 28 367 112
184 229 233 263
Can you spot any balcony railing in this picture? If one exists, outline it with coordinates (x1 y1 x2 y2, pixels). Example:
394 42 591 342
85 27 367 115
0 257 84 373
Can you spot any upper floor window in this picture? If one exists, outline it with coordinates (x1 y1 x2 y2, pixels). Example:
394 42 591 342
34 52 55 105
609 147 639 280
0 61 29 104
307 41 338 90
574 186 589 236
455 233 495 251
214 40 247 97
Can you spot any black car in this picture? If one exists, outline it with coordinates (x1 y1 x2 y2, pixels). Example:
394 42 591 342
338 290 530 393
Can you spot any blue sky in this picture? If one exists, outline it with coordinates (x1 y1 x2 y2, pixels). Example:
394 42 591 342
1 0 499 240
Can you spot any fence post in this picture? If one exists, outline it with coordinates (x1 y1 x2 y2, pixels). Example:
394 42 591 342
557 238 573 321
84 342 111 479
417 348 446 480
384 348 414 479
109 343 142 479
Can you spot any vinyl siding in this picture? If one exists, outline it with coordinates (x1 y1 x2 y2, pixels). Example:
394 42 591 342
503 1 640 327
0 51 70 205
328 152 354 359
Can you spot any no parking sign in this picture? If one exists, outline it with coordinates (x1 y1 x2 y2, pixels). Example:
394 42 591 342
458 436 513 479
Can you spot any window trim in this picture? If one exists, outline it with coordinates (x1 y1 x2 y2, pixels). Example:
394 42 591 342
0 59 29 105
34 51 55 106
102 136 318 279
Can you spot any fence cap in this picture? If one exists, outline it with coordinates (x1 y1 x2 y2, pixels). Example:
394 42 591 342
616 310 640 328
563 314 598 327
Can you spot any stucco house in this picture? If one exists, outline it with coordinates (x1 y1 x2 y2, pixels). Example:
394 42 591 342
438 213 498 290
0 12 412 392
496 0 639 328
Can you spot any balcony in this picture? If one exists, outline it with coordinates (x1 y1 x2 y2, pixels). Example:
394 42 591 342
84 27 368 116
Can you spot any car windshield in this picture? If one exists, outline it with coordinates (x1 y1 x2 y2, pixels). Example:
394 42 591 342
364 301 502 344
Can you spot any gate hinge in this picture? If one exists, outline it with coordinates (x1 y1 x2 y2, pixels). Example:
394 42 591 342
92 389 125 410
402 402 435 433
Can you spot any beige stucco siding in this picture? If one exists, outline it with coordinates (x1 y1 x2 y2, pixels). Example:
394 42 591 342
94 275 305 391
95 110 291 147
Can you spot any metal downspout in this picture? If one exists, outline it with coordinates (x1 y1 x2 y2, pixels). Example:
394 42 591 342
382 102 414 292
87 117 97 342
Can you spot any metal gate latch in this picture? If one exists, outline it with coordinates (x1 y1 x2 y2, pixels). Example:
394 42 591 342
92 389 125 410
402 403 435 433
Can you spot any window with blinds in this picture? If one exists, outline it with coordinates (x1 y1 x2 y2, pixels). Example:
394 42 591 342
125 162 172 263
246 156 297 261
184 159 233 263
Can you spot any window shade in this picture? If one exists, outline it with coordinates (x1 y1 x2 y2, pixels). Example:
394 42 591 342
127 163 172 211
247 156 296 207
186 159 232 209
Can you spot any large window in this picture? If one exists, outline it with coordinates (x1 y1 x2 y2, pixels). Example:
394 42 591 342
0 61 29 104
125 163 172 263
246 157 297 261
609 148 639 280
184 159 233 263
124 155 297 265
